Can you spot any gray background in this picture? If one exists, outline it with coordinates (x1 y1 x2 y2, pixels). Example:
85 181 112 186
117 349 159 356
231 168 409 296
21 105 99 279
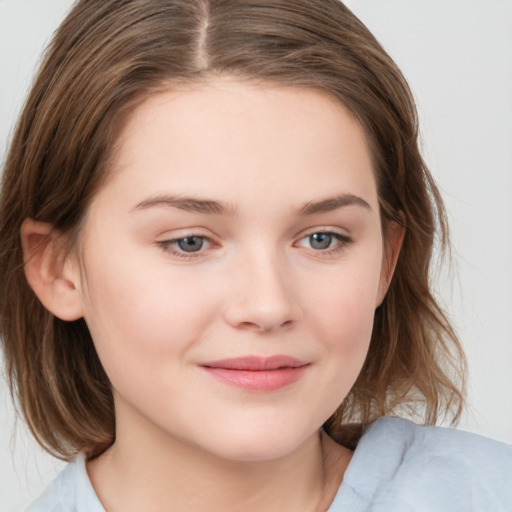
1 0 511 510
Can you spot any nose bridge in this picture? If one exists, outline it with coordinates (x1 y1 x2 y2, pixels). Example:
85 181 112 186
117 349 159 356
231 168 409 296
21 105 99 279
224 242 300 332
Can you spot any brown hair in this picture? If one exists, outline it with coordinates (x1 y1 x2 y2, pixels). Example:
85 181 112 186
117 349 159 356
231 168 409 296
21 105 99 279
0 0 465 460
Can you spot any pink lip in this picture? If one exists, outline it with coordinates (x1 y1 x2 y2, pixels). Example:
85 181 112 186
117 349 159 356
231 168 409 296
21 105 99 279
200 356 309 391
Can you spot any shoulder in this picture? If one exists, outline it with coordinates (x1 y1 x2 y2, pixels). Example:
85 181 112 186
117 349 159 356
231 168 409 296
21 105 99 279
331 417 512 512
365 416 512 470
24 455 104 512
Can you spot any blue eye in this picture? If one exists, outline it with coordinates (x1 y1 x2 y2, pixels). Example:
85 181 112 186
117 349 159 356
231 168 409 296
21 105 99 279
157 235 212 257
297 231 352 253
176 236 205 253
308 232 333 250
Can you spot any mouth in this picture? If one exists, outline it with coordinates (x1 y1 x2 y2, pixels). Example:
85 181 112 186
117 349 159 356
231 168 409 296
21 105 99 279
199 355 310 392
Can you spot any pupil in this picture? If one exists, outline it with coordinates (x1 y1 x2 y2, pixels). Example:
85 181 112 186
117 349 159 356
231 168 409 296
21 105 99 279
178 236 204 252
310 233 332 250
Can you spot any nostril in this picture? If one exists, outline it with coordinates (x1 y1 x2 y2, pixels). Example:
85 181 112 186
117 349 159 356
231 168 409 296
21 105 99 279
238 321 264 332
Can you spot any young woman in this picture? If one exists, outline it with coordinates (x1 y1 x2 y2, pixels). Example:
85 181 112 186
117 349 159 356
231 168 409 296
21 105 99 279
1 1 510 511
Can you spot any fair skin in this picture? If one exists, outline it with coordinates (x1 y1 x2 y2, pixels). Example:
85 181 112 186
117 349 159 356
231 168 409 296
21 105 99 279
22 78 402 511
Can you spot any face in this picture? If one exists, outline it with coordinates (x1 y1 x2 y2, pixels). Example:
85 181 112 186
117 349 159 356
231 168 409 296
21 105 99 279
73 78 392 462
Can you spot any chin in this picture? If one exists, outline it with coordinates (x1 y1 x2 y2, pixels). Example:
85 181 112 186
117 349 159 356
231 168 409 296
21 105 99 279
198 423 317 463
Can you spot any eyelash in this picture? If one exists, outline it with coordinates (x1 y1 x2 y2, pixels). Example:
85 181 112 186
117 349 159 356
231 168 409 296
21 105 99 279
156 236 214 260
156 230 353 260
297 230 353 256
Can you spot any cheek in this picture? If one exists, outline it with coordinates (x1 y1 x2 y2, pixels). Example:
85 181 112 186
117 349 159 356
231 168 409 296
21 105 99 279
79 251 219 381
304 251 383 382
317 289 375 379
311 256 382 341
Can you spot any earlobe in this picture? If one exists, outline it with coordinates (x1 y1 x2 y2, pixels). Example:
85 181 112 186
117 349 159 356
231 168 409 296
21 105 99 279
376 219 405 307
21 219 84 321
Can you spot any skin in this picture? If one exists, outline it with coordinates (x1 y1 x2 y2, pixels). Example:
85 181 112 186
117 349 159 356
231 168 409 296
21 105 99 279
23 77 402 511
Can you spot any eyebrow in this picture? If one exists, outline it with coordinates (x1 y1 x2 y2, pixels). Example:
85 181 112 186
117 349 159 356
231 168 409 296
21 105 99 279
132 193 371 216
297 194 371 215
132 195 238 216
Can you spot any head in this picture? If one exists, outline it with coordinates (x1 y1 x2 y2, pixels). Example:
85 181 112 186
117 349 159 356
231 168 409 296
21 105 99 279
0 0 465 460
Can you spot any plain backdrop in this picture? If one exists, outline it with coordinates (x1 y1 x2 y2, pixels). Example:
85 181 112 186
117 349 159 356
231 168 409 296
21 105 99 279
1 1 511 510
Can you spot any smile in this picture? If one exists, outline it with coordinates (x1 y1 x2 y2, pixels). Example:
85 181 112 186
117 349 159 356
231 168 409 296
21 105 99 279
199 355 310 391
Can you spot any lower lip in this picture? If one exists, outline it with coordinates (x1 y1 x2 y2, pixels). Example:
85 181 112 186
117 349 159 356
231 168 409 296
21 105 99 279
201 366 309 391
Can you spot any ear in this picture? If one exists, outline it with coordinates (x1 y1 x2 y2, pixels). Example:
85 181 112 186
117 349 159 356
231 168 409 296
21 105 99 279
376 218 405 307
21 219 84 321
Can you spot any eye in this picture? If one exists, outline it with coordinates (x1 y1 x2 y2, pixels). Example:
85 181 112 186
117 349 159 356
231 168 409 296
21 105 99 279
157 235 212 257
308 232 334 250
175 236 207 253
297 230 352 253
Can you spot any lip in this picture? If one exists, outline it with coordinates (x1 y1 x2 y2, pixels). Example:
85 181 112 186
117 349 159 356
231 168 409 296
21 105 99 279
199 355 310 391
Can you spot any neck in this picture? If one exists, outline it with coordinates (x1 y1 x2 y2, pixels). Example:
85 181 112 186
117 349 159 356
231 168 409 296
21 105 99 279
87 409 351 512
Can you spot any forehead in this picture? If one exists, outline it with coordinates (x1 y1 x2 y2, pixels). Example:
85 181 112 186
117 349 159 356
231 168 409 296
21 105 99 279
96 78 378 213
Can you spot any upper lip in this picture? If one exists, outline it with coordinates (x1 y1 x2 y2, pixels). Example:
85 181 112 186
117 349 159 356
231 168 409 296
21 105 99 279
200 355 309 371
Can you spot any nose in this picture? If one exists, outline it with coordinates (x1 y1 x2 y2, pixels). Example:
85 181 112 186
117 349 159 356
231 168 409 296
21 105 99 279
222 249 302 333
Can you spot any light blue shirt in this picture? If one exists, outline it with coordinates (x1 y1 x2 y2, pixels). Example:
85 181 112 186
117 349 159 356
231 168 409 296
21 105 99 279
25 417 512 511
